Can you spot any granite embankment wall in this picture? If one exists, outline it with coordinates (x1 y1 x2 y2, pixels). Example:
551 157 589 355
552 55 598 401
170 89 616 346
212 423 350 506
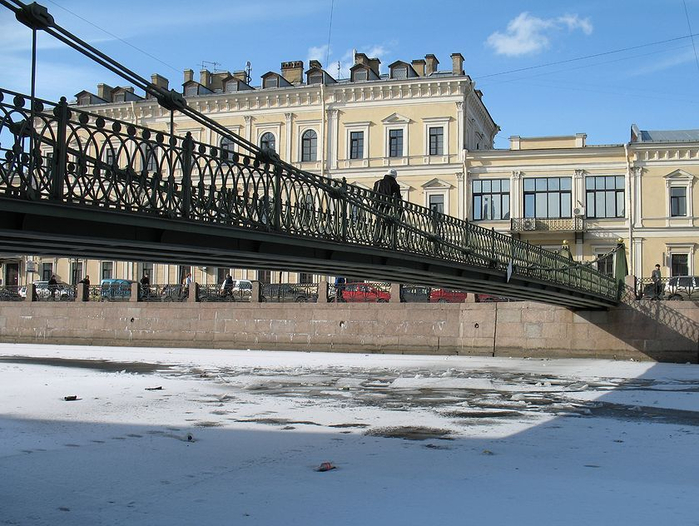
1 300 697 363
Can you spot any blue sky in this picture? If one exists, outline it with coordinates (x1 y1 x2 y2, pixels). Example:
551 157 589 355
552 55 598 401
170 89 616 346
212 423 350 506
1 0 698 148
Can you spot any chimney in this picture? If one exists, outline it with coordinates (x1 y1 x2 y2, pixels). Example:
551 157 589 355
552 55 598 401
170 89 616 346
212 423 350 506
184 69 194 83
354 52 370 66
199 69 211 88
425 54 439 75
233 70 247 82
97 83 113 101
281 60 304 84
368 58 381 76
450 53 464 75
309 59 322 69
411 59 426 77
151 73 169 90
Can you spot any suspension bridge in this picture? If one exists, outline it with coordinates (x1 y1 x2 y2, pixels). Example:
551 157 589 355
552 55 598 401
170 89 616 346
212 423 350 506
0 1 625 309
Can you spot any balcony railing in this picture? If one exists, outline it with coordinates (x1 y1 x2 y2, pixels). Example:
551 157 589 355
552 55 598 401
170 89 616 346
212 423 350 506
510 217 584 233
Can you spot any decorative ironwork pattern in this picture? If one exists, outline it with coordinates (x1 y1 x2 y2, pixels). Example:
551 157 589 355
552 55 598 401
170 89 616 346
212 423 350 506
510 217 584 232
0 88 619 302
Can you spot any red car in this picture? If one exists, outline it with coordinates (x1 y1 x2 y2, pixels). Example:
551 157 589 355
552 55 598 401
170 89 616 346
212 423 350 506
429 288 468 303
339 282 391 303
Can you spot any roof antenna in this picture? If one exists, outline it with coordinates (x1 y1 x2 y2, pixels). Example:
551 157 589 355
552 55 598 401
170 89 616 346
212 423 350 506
200 60 221 72
245 61 252 84
337 60 341 79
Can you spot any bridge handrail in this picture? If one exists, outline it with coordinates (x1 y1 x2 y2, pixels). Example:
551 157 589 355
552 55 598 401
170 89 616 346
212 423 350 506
0 87 619 301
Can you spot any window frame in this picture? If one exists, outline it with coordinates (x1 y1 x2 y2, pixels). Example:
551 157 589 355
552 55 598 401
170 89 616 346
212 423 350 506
523 177 572 219
260 132 276 152
388 129 404 158
471 178 511 221
585 175 625 219
300 129 318 162
428 127 444 156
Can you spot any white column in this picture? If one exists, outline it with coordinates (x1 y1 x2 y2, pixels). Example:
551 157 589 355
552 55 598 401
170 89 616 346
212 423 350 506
573 169 585 211
456 101 464 160
456 172 464 219
244 116 253 144
511 170 523 219
284 112 293 163
330 109 340 172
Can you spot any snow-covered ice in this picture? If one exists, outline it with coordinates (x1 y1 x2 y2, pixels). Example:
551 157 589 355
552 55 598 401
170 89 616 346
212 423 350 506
1 343 698 525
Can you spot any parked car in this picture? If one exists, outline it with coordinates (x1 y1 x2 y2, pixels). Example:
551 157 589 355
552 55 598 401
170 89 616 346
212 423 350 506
475 293 512 303
100 279 134 300
664 276 699 301
400 285 431 303
262 283 317 303
337 282 390 303
429 288 468 303
19 280 74 300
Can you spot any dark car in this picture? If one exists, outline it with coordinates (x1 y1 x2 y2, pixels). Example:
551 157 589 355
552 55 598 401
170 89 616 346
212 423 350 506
262 284 317 303
400 285 431 303
100 279 134 300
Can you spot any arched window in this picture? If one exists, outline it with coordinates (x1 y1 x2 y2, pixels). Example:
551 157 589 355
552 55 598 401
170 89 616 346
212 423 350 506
301 129 317 162
260 132 276 152
220 137 235 157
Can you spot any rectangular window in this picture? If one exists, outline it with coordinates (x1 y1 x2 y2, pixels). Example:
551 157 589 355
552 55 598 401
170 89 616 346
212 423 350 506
217 268 229 284
671 254 689 276
428 127 443 156
354 69 367 81
596 254 614 276
101 261 113 280
184 85 198 97
140 262 153 280
309 73 323 85
670 187 687 217
350 131 364 159
257 270 271 284
428 194 445 214
585 176 625 218
299 272 313 284
523 177 572 219
41 263 53 281
389 129 403 157
71 261 83 285
472 179 510 221
263 77 278 89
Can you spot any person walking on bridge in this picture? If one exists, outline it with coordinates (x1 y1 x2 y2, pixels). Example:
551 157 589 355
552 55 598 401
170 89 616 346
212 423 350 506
373 169 402 245
651 263 663 299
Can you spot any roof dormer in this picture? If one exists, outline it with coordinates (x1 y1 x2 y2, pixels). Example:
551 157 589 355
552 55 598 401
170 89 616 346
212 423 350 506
183 80 213 97
221 74 254 93
305 62 337 85
74 90 107 106
350 63 380 82
261 71 292 89
388 60 418 80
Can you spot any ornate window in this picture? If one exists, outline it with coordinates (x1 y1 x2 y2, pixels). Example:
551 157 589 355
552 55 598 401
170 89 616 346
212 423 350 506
260 132 276 152
523 177 572 218
585 176 625 218
350 131 364 160
220 136 235 157
472 179 510 221
301 130 317 162
101 261 113 280
428 127 443 156
671 187 687 217
388 129 403 157
428 194 444 214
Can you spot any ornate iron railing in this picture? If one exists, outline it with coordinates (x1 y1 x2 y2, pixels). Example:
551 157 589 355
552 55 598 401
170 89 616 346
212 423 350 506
510 217 584 233
0 88 620 302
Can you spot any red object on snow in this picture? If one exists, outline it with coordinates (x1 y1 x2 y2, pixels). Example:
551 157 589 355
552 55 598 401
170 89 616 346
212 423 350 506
317 462 336 472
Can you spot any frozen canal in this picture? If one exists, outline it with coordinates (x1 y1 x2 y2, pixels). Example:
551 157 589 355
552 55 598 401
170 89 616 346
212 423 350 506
1 343 698 525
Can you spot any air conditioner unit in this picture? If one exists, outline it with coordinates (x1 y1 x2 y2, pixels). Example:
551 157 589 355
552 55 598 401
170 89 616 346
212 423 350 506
522 218 536 231
573 206 586 217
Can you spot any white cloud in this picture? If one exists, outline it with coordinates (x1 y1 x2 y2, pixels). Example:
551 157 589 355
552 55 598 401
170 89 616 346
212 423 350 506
486 12 593 57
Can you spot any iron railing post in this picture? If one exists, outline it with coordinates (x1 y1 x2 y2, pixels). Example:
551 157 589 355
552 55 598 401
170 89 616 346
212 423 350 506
341 177 348 242
391 195 400 251
181 132 193 219
51 96 68 201
273 164 282 231
491 228 496 267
